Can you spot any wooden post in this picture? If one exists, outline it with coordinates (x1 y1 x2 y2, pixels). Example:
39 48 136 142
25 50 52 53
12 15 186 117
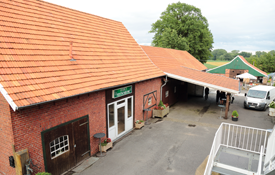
224 93 231 119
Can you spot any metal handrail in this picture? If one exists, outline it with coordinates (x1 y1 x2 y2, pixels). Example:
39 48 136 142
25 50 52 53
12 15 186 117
204 123 270 175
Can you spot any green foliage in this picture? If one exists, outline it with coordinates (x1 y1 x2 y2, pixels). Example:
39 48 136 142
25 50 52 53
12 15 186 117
149 2 213 64
246 52 275 73
211 49 227 60
232 110 239 118
158 100 166 109
270 101 275 109
36 173 51 175
239 51 252 58
100 143 107 146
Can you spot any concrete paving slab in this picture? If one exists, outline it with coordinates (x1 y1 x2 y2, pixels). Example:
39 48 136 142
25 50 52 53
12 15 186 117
78 92 273 175
72 157 99 173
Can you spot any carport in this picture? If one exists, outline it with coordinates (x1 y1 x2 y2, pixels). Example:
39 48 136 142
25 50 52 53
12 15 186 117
162 70 239 119
141 45 240 119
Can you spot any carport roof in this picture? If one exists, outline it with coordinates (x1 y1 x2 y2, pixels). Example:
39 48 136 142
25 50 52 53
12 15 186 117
141 46 239 94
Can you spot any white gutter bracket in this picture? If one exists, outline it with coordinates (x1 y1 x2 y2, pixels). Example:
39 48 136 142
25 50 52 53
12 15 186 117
0 84 18 111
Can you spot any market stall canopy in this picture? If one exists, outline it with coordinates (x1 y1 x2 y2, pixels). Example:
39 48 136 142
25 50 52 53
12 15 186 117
236 73 257 80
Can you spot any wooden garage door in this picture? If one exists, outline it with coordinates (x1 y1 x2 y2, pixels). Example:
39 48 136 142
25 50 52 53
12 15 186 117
42 116 90 175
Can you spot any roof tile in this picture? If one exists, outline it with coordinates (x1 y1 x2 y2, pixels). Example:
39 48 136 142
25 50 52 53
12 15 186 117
0 0 164 108
141 46 239 92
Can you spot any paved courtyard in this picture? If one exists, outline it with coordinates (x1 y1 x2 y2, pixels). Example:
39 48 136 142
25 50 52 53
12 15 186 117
77 91 274 175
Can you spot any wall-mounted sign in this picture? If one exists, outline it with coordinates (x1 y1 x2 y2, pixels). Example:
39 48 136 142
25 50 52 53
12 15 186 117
165 91 169 98
148 97 152 105
112 86 132 98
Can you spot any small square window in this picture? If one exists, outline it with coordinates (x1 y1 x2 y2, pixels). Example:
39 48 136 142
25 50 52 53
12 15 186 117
49 135 69 159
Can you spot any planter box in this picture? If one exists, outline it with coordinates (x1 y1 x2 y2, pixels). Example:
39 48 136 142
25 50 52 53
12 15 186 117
269 108 275 117
153 106 169 118
232 117 238 121
135 122 144 129
99 142 113 153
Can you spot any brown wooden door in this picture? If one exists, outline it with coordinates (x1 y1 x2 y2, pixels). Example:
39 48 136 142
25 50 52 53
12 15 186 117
43 123 75 175
73 118 90 164
43 117 90 175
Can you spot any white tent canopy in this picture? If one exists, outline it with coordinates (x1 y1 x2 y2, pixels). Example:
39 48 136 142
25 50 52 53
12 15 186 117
236 72 257 79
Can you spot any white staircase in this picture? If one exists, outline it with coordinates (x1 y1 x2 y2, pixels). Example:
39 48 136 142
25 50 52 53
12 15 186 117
204 123 274 175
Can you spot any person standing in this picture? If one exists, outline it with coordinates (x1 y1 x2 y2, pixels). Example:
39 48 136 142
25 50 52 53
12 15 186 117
216 90 220 104
205 87 209 100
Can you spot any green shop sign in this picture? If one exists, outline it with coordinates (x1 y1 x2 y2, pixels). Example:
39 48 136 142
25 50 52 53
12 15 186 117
112 86 132 98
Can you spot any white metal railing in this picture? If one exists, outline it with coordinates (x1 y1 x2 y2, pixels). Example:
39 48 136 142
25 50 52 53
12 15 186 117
204 123 270 175
204 123 223 175
264 125 275 174
258 146 264 175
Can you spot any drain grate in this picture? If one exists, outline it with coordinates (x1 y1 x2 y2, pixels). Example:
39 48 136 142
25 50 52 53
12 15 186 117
188 124 196 127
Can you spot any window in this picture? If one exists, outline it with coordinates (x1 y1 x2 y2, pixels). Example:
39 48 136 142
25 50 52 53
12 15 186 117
127 98 132 118
50 135 69 159
108 104 115 127
174 86 176 93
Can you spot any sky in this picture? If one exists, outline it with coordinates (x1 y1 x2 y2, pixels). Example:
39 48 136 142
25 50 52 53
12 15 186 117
44 0 275 54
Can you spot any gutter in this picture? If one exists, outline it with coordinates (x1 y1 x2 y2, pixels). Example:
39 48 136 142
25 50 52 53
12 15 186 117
16 75 165 111
0 84 18 111
160 75 168 101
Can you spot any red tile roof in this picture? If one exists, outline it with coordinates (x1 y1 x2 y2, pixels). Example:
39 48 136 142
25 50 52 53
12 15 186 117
141 46 239 93
141 45 207 70
239 55 267 76
0 0 164 109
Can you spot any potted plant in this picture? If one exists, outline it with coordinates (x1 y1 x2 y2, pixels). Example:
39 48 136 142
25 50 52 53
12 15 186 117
269 101 275 117
231 110 239 121
99 138 113 153
152 101 169 118
135 120 144 129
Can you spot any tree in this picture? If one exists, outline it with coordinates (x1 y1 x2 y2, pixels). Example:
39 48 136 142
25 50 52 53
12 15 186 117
211 49 227 60
239 51 252 58
149 2 213 64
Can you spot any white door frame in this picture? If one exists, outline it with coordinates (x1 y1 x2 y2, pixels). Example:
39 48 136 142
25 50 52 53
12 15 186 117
107 96 133 141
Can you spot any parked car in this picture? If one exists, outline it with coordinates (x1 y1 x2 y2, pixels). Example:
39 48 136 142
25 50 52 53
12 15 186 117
244 85 275 111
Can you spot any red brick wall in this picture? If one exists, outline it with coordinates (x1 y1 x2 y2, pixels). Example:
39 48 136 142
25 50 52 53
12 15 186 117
135 77 162 121
0 93 15 175
10 91 106 174
162 79 181 106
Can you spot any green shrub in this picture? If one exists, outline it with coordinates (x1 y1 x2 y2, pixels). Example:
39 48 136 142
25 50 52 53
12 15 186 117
232 110 239 117
36 173 51 175
270 101 275 108
158 100 166 109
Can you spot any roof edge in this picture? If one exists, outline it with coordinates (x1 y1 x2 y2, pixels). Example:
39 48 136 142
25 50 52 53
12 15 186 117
238 56 267 76
0 84 18 111
17 75 165 110
165 72 240 94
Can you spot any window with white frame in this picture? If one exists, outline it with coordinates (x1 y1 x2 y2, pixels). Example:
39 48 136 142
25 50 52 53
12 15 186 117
50 135 69 159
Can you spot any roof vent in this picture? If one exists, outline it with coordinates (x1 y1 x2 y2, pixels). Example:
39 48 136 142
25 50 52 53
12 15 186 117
69 41 75 61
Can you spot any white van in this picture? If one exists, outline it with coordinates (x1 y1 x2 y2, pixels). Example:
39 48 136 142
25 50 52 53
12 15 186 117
244 85 275 111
